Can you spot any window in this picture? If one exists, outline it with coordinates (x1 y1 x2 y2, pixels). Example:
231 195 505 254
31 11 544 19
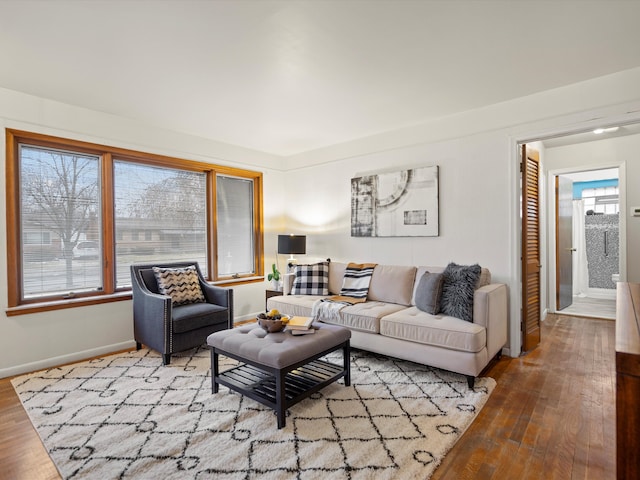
582 186 619 215
217 175 255 276
6 130 264 312
19 145 102 298
113 161 208 287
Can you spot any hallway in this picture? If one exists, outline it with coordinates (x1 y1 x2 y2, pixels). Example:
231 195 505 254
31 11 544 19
557 295 616 320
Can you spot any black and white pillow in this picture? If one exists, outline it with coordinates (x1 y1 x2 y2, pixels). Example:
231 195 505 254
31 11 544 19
153 265 205 306
439 263 481 322
291 261 330 296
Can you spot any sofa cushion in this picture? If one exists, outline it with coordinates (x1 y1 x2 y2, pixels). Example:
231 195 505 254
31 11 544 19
328 262 347 295
152 265 205 306
367 264 417 305
267 294 317 318
172 302 229 333
380 306 486 353
439 263 482 322
291 261 329 295
478 268 491 287
320 301 408 334
415 272 444 315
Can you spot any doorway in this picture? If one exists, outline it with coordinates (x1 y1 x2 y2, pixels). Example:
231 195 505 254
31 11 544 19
553 168 619 320
517 119 636 355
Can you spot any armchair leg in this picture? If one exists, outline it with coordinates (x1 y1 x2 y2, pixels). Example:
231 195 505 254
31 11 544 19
163 354 171 365
136 342 142 351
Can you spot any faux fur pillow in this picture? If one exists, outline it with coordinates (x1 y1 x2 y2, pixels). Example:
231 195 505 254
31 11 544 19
439 263 482 322
415 272 444 315
291 261 330 296
153 265 205 306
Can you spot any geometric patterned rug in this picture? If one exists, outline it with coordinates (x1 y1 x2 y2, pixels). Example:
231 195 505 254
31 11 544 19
11 345 495 479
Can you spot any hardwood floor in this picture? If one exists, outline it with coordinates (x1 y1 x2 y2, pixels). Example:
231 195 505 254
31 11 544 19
0 314 615 480
433 313 615 480
0 380 60 480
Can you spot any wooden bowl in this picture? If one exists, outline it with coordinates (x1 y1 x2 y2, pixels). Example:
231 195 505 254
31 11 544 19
258 317 285 333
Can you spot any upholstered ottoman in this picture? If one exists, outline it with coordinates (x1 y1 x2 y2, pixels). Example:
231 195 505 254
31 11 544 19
207 322 351 428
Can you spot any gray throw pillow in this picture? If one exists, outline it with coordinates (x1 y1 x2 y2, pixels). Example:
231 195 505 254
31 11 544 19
415 272 444 315
439 263 482 322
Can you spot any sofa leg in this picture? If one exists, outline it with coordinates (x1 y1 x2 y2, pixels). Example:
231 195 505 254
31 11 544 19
466 376 475 390
163 354 171 365
136 342 142 351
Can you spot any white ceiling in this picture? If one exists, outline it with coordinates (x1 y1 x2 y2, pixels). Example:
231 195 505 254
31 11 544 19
1 1 640 156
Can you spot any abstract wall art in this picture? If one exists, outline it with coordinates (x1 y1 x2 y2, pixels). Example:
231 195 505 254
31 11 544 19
351 165 439 237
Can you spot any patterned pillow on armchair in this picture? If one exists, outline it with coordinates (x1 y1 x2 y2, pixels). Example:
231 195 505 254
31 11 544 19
152 265 206 306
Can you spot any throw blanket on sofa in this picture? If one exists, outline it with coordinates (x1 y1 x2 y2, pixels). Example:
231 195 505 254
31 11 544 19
312 262 377 322
312 298 348 323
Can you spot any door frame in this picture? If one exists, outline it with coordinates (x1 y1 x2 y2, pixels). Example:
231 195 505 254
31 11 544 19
510 111 639 356
546 164 626 314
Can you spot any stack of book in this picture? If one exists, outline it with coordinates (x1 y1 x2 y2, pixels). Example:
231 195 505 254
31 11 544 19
286 316 315 335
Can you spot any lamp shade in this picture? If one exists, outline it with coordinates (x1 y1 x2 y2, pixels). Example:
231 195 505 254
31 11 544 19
278 235 306 255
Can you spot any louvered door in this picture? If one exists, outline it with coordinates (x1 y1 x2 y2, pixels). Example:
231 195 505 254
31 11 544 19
522 145 541 352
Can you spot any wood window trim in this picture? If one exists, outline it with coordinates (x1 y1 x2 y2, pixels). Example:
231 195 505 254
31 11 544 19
5 129 264 312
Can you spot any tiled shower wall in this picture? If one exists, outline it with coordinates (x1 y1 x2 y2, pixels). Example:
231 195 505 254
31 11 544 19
585 213 619 289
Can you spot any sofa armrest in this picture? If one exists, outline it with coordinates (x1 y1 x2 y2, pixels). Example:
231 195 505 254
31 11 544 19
473 283 508 358
283 273 295 295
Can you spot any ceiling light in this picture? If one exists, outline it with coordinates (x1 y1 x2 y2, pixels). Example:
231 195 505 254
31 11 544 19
593 126 619 134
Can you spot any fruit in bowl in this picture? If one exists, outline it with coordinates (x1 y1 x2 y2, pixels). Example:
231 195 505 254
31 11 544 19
257 309 289 333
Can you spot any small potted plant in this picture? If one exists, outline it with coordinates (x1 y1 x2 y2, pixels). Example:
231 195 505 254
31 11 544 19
267 263 282 290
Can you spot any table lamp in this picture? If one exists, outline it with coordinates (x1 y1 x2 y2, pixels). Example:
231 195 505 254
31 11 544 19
278 234 306 272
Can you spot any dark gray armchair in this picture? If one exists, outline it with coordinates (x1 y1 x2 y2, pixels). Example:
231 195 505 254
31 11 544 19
130 261 233 365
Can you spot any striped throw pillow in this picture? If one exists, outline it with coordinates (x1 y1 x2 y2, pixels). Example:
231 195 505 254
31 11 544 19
339 263 376 301
153 265 205 306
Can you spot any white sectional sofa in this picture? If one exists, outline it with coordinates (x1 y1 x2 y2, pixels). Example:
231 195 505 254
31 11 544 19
266 261 508 388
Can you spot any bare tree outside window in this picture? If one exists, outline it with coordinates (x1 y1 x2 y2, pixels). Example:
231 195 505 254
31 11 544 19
113 161 207 286
19 145 101 296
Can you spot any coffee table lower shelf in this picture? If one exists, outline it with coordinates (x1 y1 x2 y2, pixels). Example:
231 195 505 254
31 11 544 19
211 340 350 428
219 360 343 403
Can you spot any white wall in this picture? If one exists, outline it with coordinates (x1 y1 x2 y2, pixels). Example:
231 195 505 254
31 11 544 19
285 131 511 273
2 67 640 376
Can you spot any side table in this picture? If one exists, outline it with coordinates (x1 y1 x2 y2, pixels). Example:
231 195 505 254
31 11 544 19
265 289 282 310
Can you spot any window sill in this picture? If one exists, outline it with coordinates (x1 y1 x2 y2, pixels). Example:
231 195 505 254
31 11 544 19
6 277 265 316
213 276 265 287
6 291 133 317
